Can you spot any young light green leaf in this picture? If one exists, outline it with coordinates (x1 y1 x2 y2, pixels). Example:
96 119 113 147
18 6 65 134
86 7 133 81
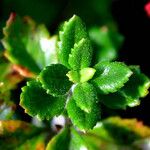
46 128 70 150
2 13 58 74
92 61 132 94
66 70 80 83
73 82 98 112
67 97 101 131
20 80 66 120
68 38 93 70
119 66 150 107
66 68 96 83
39 64 72 96
89 26 124 63
80 67 96 83
58 15 89 68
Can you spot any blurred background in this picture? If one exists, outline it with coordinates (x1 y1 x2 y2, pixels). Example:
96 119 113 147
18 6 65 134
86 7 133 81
0 0 149 125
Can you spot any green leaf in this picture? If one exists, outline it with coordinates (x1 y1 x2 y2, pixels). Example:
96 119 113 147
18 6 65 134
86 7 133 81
99 92 128 109
0 120 41 149
89 26 123 63
68 38 93 70
2 14 58 74
92 61 132 94
20 80 66 120
46 128 70 150
39 64 72 96
73 82 98 112
99 66 150 109
58 15 89 68
70 127 93 150
67 97 101 131
119 66 150 107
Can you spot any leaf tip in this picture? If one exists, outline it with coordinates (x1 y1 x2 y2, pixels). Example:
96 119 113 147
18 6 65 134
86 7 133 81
6 12 17 27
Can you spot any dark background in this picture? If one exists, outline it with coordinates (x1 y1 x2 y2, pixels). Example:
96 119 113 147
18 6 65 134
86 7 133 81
112 0 150 125
0 0 150 125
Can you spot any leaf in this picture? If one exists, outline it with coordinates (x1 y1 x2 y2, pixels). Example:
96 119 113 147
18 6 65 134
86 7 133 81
58 15 89 68
0 120 41 149
66 68 96 83
73 82 98 112
20 80 66 120
99 92 128 109
2 13 58 74
99 66 150 109
39 64 72 96
67 97 101 131
69 127 93 150
89 26 124 63
46 128 70 150
80 68 96 83
0 100 16 120
92 61 132 94
68 38 93 70
102 117 150 145
84 117 150 149
15 133 46 150
0 60 23 102
119 66 150 107
66 70 80 83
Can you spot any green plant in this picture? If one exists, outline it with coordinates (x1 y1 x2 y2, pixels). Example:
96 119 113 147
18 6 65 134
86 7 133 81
0 13 150 150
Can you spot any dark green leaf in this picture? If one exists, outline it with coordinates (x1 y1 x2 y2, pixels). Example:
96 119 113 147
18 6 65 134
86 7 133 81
20 80 66 120
68 38 93 70
92 61 132 94
89 27 123 63
119 66 150 107
2 14 58 74
46 128 70 150
73 82 98 112
67 97 101 131
39 64 72 96
58 15 89 68
99 92 128 109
